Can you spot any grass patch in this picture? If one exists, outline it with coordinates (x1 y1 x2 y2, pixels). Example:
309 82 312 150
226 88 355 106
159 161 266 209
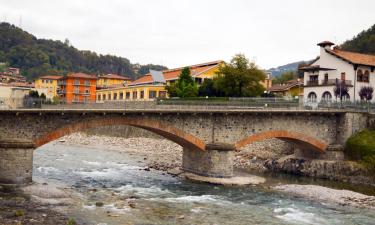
67 218 77 225
345 129 375 171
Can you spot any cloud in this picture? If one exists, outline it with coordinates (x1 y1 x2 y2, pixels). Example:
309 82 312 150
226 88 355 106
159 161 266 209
0 0 374 69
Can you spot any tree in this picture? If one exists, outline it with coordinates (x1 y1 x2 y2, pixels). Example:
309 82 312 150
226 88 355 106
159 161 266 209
198 79 221 97
214 54 265 97
333 79 350 101
138 64 168 75
272 71 297 84
359 86 374 102
166 67 198 98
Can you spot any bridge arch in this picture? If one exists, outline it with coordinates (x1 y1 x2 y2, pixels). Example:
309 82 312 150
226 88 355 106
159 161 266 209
235 130 327 153
33 117 206 151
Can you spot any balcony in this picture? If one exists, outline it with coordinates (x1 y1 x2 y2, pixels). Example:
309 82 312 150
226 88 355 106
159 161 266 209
305 79 353 87
305 80 319 86
321 79 353 86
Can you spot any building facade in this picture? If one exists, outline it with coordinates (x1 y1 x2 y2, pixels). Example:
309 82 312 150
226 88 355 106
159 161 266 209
302 41 375 103
96 74 132 90
34 75 63 99
57 73 97 103
96 61 223 101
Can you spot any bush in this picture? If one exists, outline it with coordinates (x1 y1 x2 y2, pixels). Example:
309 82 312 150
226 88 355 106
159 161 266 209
345 129 375 170
67 218 77 225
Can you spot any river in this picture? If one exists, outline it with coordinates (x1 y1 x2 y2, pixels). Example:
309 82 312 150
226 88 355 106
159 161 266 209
32 142 375 225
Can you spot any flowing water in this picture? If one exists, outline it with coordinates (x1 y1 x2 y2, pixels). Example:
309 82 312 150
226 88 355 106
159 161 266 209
33 142 375 225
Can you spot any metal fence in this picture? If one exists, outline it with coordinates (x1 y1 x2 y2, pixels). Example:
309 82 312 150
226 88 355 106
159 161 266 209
1 97 375 112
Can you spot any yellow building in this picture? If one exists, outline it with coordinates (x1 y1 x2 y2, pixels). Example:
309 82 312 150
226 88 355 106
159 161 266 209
34 75 63 99
268 79 303 98
97 74 132 89
96 61 223 101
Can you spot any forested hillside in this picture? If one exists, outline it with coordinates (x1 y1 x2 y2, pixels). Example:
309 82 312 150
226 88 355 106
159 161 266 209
0 23 167 81
341 24 375 55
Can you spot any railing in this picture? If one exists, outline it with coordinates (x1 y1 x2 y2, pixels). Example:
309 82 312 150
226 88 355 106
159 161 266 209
306 80 319 86
0 97 375 113
321 79 353 86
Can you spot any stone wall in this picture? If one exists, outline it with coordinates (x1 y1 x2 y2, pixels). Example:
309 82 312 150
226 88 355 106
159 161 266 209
182 147 234 178
84 125 162 139
0 140 34 184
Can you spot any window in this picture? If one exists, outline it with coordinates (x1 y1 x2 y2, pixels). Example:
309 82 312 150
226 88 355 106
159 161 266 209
85 89 90 94
98 95 101 101
74 87 79 94
74 79 80 85
363 70 370 83
322 92 332 102
307 92 317 102
126 92 130 99
103 94 106 100
133 91 137 99
357 69 363 82
108 94 112 100
113 93 118 100
120 92 124 100
159 91 167 98
341 72 346 80
140 91 144 99
149 91 157 99
84 80 90 86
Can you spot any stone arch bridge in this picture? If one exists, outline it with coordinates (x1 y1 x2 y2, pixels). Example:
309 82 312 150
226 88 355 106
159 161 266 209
0 109 370 184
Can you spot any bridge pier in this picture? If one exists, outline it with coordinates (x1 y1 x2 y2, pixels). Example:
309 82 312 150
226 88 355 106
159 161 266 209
0 139 35 185
182 143 235 178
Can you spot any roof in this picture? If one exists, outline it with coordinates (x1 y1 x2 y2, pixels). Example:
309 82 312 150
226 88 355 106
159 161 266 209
38 75 63 80
130 60 223 86
268 79 303 92
326 49 375 67
99 74 131 80
0 82 34 88
299 65 336 71
62 72 97 79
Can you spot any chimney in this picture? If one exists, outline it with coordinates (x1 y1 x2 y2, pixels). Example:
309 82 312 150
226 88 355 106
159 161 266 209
317 41 335 50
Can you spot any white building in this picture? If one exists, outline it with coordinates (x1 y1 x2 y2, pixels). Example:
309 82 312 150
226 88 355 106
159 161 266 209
302 41 375 103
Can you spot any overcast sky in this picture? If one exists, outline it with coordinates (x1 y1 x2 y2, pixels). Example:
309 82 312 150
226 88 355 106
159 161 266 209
1 0 374 69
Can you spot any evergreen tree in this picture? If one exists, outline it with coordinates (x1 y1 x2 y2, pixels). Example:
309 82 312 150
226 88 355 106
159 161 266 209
166 67 198 98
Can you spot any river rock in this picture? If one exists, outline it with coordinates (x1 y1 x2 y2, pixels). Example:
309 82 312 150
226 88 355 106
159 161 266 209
184 173 266 186
167 167 183 176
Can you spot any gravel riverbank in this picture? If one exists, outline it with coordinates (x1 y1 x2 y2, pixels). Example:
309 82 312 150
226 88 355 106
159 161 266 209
274 184 375 209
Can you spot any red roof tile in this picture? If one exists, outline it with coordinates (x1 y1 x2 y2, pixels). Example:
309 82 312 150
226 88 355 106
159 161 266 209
38 75 63 80
326 49 375 67
130 60 222 85
63 73 97 79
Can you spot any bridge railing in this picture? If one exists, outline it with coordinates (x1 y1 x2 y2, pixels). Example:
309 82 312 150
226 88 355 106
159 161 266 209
1 97 375 112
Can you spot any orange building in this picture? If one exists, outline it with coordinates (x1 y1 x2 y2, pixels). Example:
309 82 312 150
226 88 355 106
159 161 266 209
57 73 97 103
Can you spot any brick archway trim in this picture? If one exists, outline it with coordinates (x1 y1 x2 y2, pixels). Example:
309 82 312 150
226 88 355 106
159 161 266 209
34 118 206 151
235 130 327 153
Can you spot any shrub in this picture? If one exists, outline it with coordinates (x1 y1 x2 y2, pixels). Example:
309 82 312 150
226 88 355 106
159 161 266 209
345 129 375 170
14 210 24 217
67 218 77 225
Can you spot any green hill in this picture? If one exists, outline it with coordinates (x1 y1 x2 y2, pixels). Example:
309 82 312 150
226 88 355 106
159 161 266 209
0 22 167 81
341 24 375 55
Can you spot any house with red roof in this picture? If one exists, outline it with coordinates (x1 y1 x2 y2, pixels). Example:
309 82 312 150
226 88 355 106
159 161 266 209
301 41 375 103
